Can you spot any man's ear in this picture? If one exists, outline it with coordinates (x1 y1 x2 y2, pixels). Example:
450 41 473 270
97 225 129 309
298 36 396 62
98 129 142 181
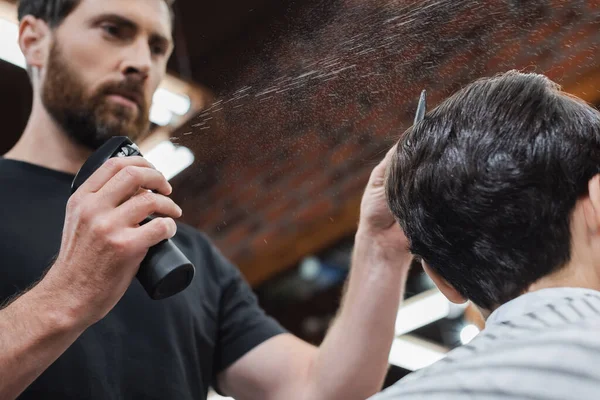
19 15 51 71
421 260 467 304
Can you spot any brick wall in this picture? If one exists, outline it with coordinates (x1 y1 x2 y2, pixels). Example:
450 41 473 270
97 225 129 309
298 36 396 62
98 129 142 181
171 0 600 284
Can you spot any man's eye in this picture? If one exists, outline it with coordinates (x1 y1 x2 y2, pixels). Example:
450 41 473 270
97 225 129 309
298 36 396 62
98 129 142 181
151 45 165 56
102 24 120 37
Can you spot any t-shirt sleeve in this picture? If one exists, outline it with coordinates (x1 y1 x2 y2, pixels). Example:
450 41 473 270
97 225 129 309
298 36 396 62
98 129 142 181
206 239 287 382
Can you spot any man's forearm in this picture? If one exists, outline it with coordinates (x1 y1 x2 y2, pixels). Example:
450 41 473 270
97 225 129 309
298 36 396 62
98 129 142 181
0 280 86 400
305 230 411 400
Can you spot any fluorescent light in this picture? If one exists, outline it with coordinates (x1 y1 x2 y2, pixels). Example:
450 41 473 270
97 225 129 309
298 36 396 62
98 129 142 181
149 103 173 126
460 324 480 344
299 256 321 280
144 140 194 180
207 391 233 400
395 289 450 336
153 87 191 116
0 18 25 68
389 335 448 371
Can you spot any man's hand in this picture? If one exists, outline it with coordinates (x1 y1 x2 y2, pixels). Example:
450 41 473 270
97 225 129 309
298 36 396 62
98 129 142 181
219 144 414 400
42 156 182 328
357 144 410 255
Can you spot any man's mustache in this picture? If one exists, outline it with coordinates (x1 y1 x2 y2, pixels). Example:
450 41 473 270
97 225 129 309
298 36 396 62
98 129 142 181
100 80 147 110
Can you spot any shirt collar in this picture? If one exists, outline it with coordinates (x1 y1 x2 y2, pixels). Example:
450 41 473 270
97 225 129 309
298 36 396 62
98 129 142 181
486 287 600 325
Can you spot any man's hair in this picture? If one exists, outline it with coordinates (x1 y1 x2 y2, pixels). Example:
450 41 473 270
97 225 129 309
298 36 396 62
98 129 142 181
18 0 176 27
386 70 600 309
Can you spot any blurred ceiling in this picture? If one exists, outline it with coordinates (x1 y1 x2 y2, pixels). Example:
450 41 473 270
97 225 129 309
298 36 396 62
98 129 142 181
165 0 600 288
166 0 294 91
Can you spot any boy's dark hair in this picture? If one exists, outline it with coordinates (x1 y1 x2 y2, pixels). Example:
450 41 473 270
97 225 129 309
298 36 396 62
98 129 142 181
386 70 600 309
18 0 176 27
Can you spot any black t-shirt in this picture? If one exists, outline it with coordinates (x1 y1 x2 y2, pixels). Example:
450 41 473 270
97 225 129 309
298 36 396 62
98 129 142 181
0 158 285 399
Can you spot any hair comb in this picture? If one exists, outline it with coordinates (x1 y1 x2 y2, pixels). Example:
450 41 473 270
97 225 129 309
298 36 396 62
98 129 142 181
414 90 427 125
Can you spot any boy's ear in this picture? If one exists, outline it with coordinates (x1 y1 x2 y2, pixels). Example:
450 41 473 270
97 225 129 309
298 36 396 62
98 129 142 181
584 175 600 234
421 260 467 304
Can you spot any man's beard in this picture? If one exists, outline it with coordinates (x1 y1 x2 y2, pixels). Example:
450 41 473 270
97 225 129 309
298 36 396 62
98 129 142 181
41 41 151 151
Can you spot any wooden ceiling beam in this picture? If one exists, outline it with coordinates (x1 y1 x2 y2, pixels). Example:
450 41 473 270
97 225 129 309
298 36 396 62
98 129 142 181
238 193 364 286
562 69 600 105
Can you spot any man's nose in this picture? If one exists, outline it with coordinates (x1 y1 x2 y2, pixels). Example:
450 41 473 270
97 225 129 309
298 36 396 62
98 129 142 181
121 40 151 80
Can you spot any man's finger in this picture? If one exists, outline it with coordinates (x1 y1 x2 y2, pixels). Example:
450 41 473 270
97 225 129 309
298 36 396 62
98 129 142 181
133 217 178 248
114 191 182 227
80 157 156 194
98 166 172 207
369 143 399 184
382 143 399 165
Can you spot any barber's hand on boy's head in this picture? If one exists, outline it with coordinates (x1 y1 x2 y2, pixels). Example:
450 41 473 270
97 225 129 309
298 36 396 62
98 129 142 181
357 144 411 257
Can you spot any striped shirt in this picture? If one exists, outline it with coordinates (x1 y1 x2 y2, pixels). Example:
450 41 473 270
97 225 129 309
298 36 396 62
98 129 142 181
370 287 600 400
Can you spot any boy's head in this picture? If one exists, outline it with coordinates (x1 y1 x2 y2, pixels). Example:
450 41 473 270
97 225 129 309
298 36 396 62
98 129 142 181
386 71 600 310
